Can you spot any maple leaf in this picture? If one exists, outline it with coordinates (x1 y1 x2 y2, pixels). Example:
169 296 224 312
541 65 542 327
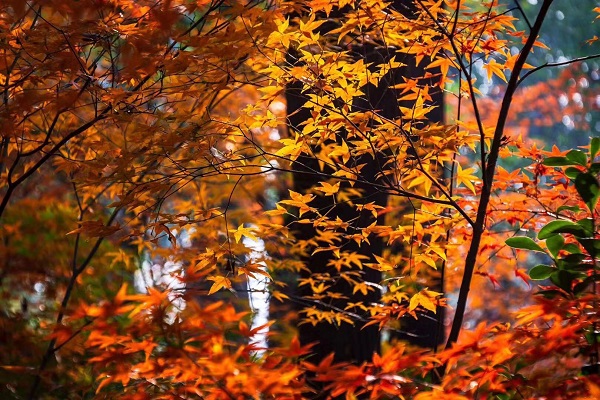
407 170 433 196
503 52 534 71
265 203 289 217
399 93 435 120
312 245 342 258
365 255 396 271
230 224 258 243
532 40 550 50
352 282 371 296
281 336 315 358
315 181 341 196
207 275 233 295
328 139 351 164
455 163 479 194
408 290 440 314
66 220 121 238
271 290 290 302
483 58 507 83
355 202 384 219
47 324 75 348
276 17 290 46
5 1 599 397
427 55 455 79
275 135 305 161
279 190 316 217
154 223 177 247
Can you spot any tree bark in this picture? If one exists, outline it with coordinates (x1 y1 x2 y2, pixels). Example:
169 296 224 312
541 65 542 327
285 3 446 396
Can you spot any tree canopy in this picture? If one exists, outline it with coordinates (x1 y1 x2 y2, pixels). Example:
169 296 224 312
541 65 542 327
1 0 600 398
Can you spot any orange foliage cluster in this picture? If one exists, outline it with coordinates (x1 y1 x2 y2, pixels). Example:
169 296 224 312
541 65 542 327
0 0 599 399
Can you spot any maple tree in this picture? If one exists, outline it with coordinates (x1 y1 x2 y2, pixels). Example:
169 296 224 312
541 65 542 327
1 0 600 399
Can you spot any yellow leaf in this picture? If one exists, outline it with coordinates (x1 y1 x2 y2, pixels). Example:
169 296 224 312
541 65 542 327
329 140 350 164
409 291 437 314
315 181 341 196
230 224 258 243
311 281 330 294
455 163 479 194
265 204 288 216
277 16 289 33
408 293 421 312
312 246 341 258
407 172 433 196
399 93 435 120
279 190 316 217
426 55 454 79
419 296 436 313
207 275 232 295
275 135 304 161
272 290 290 302
356 202 384 219
365 255 395 271
418 254 438 269
352 282 370 296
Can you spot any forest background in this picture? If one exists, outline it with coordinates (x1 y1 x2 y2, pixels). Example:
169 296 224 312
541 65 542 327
2 0 600 399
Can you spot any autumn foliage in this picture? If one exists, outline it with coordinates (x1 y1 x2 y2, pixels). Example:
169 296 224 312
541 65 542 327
1 0 600 398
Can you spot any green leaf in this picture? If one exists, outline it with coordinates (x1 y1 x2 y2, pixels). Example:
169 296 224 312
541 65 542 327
577 238 600 259
563 243 582 254
566 264 594 272
566 149 587 166
505 236 545 253
556 205 581 214
584 329 600 344
577 218 595 236
589 162 600 174
514 362 528 373
591 137 600 159
550 270 577 292
529 264 554 280
543 156 574 166
538 220 588 240
565 167 582 180
545 234 564 258
557 253 586 269
575 172 600 212
574 275 600 295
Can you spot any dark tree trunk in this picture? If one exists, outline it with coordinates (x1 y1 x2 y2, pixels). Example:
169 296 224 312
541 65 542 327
286 41 394 366
285 1 445 396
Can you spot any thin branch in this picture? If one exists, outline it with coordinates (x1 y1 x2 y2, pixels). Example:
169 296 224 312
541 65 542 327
513 0 533 30
518 53 600 86
52 319 93 353
445 0 555 350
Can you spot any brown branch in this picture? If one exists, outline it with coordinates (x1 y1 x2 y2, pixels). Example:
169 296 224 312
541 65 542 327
445 0 555 349
518 53 600 86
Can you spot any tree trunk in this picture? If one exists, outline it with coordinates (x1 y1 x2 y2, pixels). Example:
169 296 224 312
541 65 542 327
285 1 445 394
